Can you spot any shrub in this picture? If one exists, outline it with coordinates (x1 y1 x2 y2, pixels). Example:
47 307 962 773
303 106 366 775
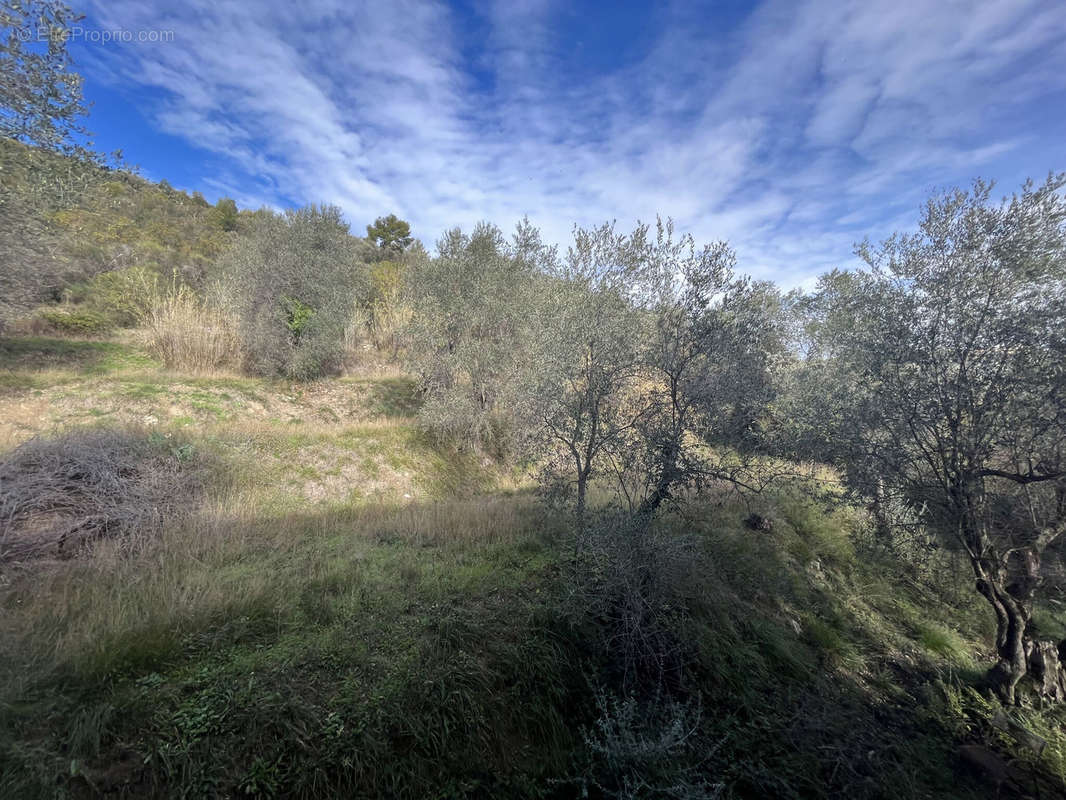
36 307 112 335
0 427 214 564
574 691 722 800
143 283 241 372
221 205 368 380
78 265 160 326
210 197 239 232
567 511 705 693
408 221 551 455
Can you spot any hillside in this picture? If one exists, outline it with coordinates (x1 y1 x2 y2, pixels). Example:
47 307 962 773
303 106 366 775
4 2 1066 796
0 137 243 331
2 333 1066 798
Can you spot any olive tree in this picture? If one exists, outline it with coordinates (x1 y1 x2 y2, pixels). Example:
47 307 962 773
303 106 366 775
221 204 368 380
805 175 1066 704
534 219 784 524
1 1 99 328
620 220 784 514
1 0 91 155
532 222 652 525
407 219 555 456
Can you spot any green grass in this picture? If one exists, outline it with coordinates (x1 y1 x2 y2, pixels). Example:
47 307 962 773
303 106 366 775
3 334 1066 798
0 495 578 798
0 336 157 373
6 470 1058 799
915 621 972 663
0 372 42 393
361 375 422 418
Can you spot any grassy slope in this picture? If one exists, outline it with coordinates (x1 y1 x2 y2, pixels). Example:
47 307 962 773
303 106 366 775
2 336 1066 798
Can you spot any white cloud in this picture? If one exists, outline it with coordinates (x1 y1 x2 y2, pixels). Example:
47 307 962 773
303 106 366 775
82 0 1066 287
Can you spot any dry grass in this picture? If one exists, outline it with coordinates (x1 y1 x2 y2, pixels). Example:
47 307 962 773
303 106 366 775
367 298 414 354
0 488 549 688
343 297 413 363
143 284 241 372
0 363 423 454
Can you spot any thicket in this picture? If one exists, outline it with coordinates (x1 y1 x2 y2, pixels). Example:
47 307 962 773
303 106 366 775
219 204 370 379
0 137 240 332
1 135 427 378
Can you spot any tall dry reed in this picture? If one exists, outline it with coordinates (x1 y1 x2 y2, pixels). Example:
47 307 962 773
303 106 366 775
143 283 241 372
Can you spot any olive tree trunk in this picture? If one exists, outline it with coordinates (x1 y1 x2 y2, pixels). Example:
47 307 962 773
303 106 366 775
973 545 1066 705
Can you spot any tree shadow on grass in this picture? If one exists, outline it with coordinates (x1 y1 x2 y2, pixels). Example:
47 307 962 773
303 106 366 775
0 495 576 799
5 490 1064 800
364 375 422 418
0 336 155 375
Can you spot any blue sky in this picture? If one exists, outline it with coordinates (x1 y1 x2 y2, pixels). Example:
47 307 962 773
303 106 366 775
71 0 1066 286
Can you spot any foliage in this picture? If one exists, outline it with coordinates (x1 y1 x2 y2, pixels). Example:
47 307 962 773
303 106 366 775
0 0 92 156
35 306 111 334
210 196 239 232
6 107 1066 792
75 264 161 326
792 174 1066 703
530 221 649 519
0 139 233 328
374 245 426 357
366 212 412 255
616 221 785 515
0 139 96 327
221 204 368 380
282 295 315 341
408 219 554 456
574 692 722 800
47 167 233 285
530 218 786 522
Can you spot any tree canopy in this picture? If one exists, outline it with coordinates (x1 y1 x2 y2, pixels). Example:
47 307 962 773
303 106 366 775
794 174 1066 702
1 0 92 156
366 213 413 255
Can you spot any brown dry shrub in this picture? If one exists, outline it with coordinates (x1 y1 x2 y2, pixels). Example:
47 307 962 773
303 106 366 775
0 427 216 564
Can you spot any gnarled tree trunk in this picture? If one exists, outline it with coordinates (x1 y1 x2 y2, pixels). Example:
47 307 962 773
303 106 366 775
974 545 1066 705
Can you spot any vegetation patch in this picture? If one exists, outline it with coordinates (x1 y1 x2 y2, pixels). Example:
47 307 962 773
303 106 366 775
0 336 153 372
0 426 218 564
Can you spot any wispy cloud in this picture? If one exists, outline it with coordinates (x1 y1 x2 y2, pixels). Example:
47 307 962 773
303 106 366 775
80 0 1066 286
